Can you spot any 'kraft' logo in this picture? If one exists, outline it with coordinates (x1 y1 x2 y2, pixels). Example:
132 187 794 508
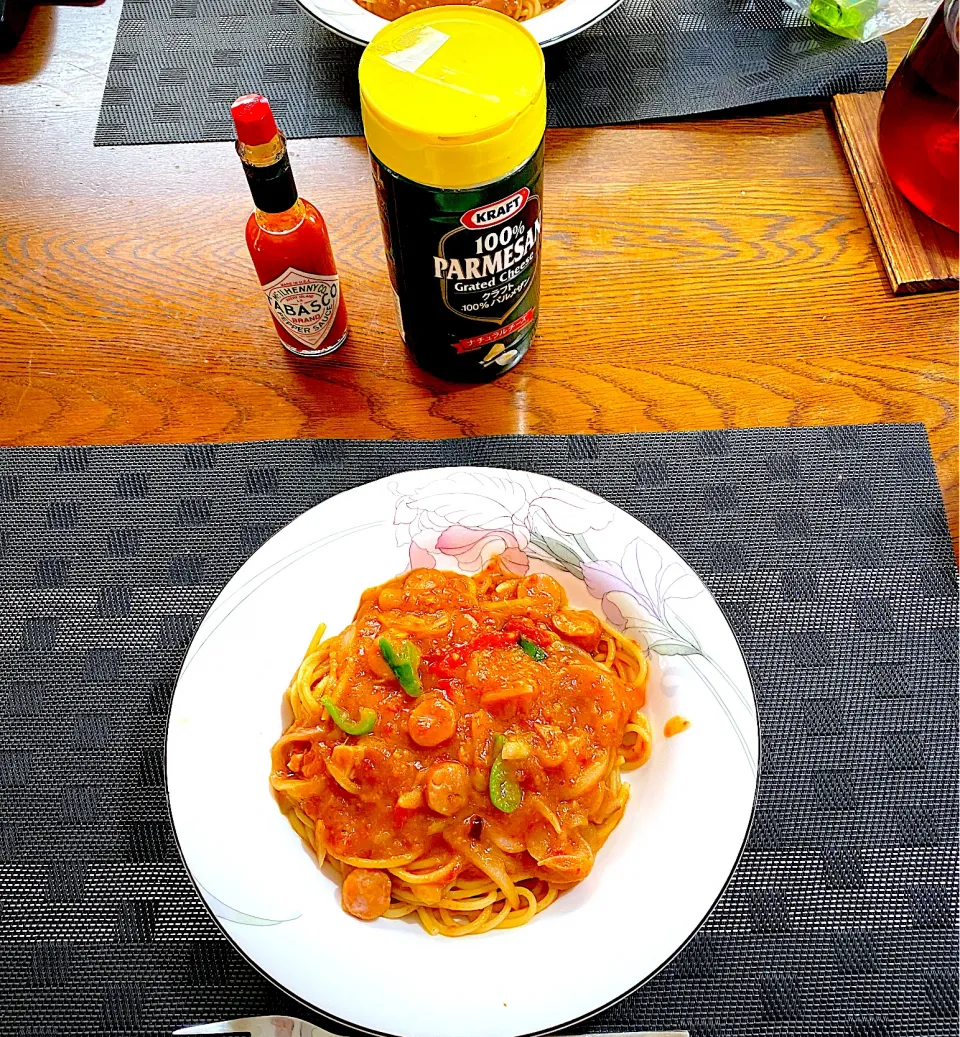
460 188 530 230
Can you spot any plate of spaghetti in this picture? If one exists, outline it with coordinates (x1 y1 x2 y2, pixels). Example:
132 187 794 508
294 0 625 48
167 467 758 1037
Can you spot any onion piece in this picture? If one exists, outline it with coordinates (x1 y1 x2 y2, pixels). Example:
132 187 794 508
445 829 520 910
325 757 360 795
528 795 563 835
559 751 609 801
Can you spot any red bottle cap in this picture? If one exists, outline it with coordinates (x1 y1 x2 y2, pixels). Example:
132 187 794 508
231 94 279 147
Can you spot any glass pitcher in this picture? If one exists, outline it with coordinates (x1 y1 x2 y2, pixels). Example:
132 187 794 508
877 0 959 231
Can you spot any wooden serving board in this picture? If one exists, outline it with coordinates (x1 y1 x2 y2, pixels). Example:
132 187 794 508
833 91 959 295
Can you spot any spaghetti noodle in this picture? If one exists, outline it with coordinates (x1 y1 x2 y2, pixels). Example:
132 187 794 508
270 558 651 936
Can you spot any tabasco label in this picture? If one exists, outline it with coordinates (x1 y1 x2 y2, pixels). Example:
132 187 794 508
262 267 341 354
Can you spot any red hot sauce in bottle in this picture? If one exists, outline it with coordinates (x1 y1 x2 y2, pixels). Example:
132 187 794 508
231 94 348 357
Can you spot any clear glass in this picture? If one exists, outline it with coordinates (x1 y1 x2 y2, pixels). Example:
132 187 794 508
877 0 960 231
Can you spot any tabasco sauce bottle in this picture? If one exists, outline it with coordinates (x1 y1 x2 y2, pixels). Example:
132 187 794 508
231 94 348 357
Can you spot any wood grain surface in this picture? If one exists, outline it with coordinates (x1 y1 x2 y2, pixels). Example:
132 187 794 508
0 4 956 550
833 91 959 294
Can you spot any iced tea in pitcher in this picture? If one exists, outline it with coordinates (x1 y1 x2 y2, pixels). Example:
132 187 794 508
878 0 959 231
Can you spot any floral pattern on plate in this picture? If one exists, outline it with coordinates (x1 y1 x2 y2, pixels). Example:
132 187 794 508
393 469 756 770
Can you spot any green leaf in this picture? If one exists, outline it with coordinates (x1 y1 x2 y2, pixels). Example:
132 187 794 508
663 602 701 653
646 639 699 656
525 551 583 579
538 534 585 573
573 533 598 562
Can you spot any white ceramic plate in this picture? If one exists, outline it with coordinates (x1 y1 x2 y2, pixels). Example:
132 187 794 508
167 467 759 1037
295 0 625 48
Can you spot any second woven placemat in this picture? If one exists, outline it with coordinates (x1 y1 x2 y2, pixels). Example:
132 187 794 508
95 0 887 145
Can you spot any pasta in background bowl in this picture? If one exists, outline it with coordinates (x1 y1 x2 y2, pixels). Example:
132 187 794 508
167 467 759 1037
356 0 564 21
294 0 626 47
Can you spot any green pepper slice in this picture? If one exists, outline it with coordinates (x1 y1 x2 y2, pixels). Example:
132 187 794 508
519 635 547 662
322 697 377 736
378 637 423 697
489 734 522 814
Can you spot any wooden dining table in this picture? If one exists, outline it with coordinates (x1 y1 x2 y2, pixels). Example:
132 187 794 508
0 2 956 549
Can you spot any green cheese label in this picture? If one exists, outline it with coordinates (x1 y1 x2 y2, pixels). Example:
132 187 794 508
370 141 543 383
435 190 541 326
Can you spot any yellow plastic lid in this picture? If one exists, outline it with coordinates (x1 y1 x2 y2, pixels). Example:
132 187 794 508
358 7 546 190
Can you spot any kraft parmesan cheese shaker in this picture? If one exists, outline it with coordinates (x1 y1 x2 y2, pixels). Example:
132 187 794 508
359 9 546 382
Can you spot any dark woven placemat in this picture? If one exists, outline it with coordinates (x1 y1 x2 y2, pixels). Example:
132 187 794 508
94 0 887 145
1 423 957 1036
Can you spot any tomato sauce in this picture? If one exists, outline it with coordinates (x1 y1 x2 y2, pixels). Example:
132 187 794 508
275 566 646 880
